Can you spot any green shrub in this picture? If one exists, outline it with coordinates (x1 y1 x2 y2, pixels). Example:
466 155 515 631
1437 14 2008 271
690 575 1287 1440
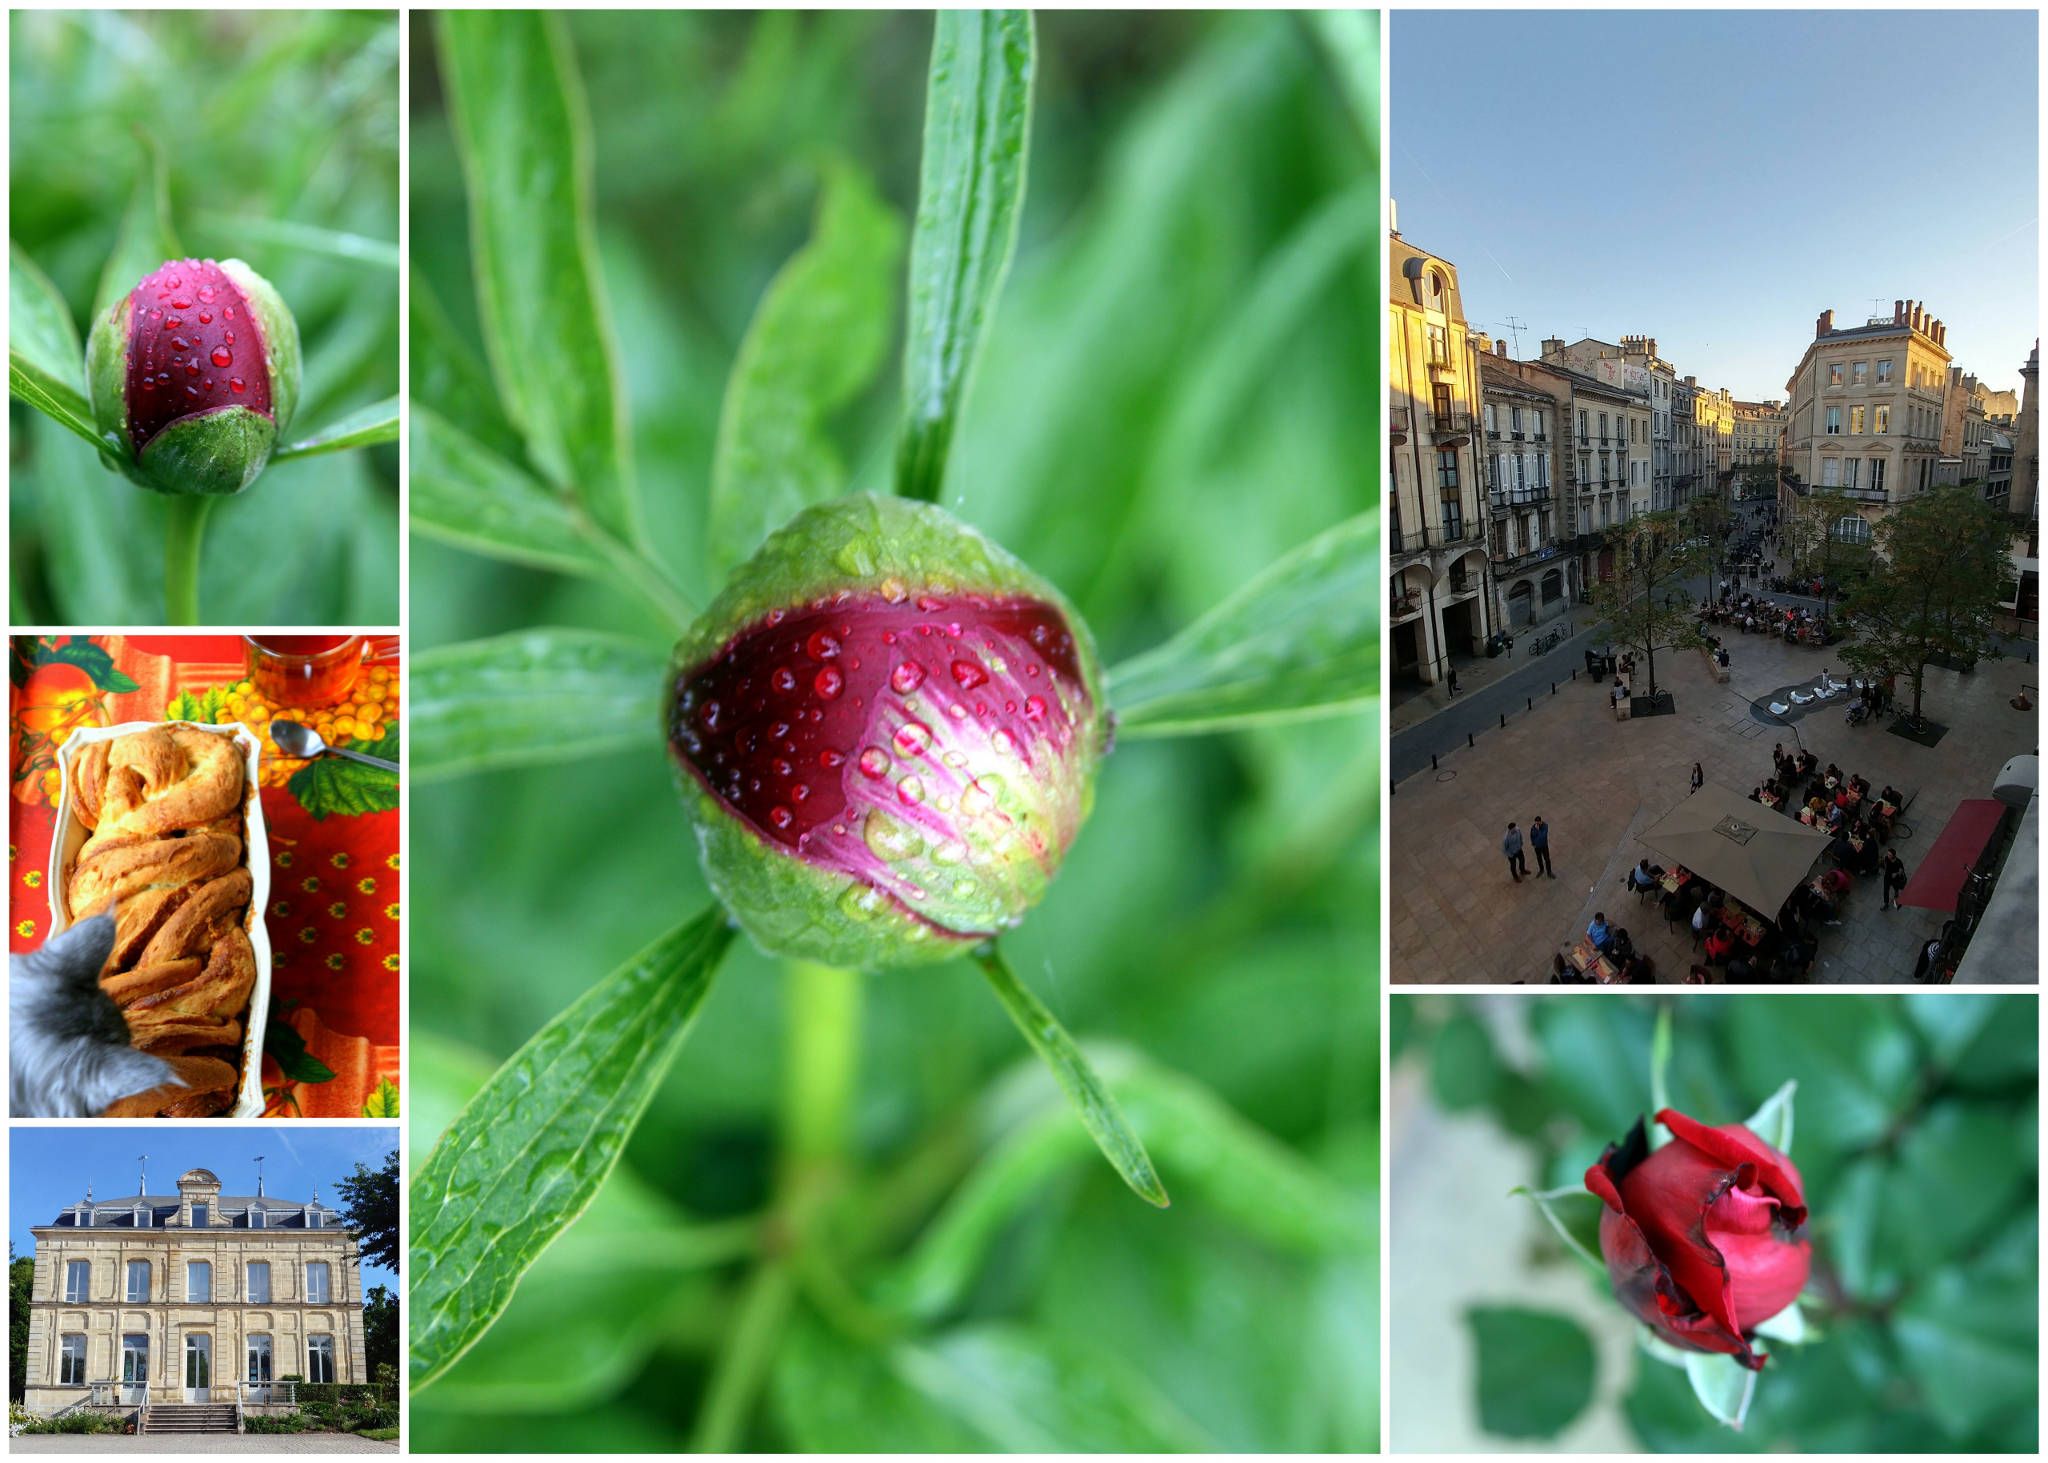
17 1409 123 1435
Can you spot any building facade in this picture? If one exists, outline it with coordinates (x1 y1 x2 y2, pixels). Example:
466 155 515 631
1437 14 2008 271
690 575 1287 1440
1540 337 1653 517
1731 398 1786 472
1389 227 1494 686
1672 376 1698 507
1621 336 1677 511
1478 349 1569 628
23 1167 368 1413
1782 300 1952 531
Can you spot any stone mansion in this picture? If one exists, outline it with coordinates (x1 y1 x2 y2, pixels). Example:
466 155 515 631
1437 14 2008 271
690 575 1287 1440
22 1165 369 1414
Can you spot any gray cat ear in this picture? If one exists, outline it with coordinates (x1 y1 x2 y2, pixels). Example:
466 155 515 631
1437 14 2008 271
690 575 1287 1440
89 1048 181 1114
49 912 117 981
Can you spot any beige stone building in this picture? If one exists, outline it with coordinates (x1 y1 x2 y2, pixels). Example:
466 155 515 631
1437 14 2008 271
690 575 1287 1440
1683 377 1737 502
1938 366 1992 487
1731 398 1786 473
1782 300 1952 531
1477 350 1569 628
23 1167 368 1419
1539 337 1653 517
1389 224 1495 685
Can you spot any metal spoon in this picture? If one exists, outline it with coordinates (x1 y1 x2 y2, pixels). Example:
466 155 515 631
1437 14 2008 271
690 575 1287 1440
270 720 398 772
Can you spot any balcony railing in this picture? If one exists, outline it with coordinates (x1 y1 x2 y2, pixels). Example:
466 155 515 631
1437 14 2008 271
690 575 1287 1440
240 1381 299 1405
1430 410 1473 436
1391 524 1479 555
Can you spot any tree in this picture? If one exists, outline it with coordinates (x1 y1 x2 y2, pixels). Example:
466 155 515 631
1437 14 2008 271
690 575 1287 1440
363 1285 398 1388
10 1248 32 1402
1839 486 2011 725
1781 489 1871 616
1588 511 1708 699
1684 486 1735 590
1740 461 1781 503
334 1150 399 1273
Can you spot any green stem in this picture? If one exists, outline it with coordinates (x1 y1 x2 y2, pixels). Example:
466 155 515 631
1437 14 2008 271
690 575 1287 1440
973 941 1170 1208
163 496 216 625
687 1259 793 1453
783 962 863 1172
586 523 696 636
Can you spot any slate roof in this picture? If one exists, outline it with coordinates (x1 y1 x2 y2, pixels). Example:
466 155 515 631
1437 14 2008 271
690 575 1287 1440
50 1196 344 1229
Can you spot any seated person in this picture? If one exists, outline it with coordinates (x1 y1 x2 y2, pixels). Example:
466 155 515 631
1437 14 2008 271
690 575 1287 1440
1749 784 1764 802
1821 868 1851 897
1703 928 1735 964
1627 858 1663 893
1724 954 1762 983
1851 774 1871 796
1587 913 1614 951
1623 954 1656 984
1550 953 1578 984
1798 802 1819 826
1609 927 1636 962
1836 788 1855 811
1691 902 1710 937
1797 750 1819 775
1880 784 1903 809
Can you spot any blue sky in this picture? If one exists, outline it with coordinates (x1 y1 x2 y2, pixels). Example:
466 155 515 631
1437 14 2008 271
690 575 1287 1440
10 1126 398 1294
1392 10 2039 401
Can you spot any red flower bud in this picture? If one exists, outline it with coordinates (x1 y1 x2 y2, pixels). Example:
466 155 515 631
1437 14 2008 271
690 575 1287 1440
1584 1108 1810 1370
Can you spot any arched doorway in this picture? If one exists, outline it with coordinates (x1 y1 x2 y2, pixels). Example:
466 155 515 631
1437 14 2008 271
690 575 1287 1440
1507 580 1535 627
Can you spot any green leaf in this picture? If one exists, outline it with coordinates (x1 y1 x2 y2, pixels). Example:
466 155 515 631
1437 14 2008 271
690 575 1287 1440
410 265 526 463
1107 511 1377 736
1307 10 1377 144
709 162 904 575
287 727 401 820
1684 1350 1757 1430
438 11 639 546
410 629 669 782
408 404 610 578
41 638 139 694
9 356 105 450
10 240 84 394
265 1002 339 1085
1466 1305 1596 1440
895 10 1035 504
409 908 737 1391
1507 1184 1605 1272
973 942 1168 1208
93 129 181 322
362 1078 400 1118
771 1310 984 1453
1429 1012 1499 1111
1741 1078 1796 1155
1895 1269 2038 1443
1649 1003 1674 1148
273 395 400 461
191 213 401 270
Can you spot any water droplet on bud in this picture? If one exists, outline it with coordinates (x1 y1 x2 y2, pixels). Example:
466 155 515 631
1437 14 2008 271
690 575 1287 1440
897 774 926 806
814 666 844 699
891 661 926 693
771 667 798 694
864 811 925 861
807 631 841 661
893 722 932 757
211 347 232 368
1024 696 1048 720
951 659 989 690
858 747 891 778
230 378 246 393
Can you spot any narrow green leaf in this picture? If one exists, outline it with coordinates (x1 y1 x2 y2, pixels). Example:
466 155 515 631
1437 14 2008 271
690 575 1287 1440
410 629 670 782
10 241 84 393
409 908 737 1391
896 10 1035 503
1741 1077 1797 1156
1648 1004 1673 1150
972 942 1168 1208
1468 1306 1597 1440
1682 1350 1756 1430
410 265 526 463
438 11 639 545
192 213 400 269
1508 1184 1606 1272
1108 511 1377 736
93 130 181 321
1307 10 1378 144
274 395 399 461
710 163 904 575
409 404 610 578
9 357 105 450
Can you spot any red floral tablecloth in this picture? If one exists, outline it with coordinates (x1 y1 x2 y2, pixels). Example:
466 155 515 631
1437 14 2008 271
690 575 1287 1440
9 634 400 1118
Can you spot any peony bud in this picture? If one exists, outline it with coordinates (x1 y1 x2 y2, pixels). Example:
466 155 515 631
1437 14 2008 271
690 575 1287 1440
1584 1109 1810 1370
85 257 301 496
667 494 1108 969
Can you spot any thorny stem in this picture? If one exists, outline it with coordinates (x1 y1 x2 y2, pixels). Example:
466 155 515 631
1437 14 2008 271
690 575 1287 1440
687 962 862 1451
163 496 215 625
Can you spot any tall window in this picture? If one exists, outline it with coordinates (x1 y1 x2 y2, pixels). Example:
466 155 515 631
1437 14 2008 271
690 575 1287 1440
247 1336 273 1385
1484 403 1496 434
1826 407 1841 435
192 1204 208 1229
246 1262 271 1304
1599 412 1608 441
1875 405 1890 434
65 1260 90 1303
306 1263 331 1305
1869 459 1886 494
1877 359 1892 383
307 1335 336 1385
59 1335 87 1386
123 1335 149 1388
1829 364 1843 386
1578 409 1588 440
134 1206 150 1229
1833 515 1871 545
1853 362 1868 385
187 1261 211 1303
126 1260 150 1303
1436 448 1459 492
1426 323 1448 364
1850 406 1865 435
1821 458 1841 487
1533 409 1546 439
1843 459 1860 489
1511 406 1523 434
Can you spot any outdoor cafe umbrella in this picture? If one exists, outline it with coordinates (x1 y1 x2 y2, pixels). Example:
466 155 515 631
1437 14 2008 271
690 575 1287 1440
1639 782 1836 917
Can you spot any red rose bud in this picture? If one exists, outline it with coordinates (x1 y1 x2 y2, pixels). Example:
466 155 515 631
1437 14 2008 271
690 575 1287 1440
1584 1109 1810 1370
85 257 301 496
668 494 1108 969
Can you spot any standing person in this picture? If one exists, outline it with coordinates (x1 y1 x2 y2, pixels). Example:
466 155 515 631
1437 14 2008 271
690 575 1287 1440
1446 663 1460 698
1690 762 1704 796
1529 815 1554 878
1502 822 1526 882
1880 849 1908 910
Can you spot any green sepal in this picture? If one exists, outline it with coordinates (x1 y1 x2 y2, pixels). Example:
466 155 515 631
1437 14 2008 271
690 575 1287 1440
132 405 280 497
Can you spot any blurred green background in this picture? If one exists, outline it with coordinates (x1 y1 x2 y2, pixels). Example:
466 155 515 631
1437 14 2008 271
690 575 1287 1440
9 8 399 623
1390 994 2038 1453
407 9 1374 1452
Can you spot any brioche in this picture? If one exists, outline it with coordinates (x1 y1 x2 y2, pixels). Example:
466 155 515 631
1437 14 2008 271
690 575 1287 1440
64 727 257 1118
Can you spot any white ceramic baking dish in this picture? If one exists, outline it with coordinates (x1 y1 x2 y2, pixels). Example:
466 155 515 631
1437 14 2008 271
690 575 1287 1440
50 720 272 1118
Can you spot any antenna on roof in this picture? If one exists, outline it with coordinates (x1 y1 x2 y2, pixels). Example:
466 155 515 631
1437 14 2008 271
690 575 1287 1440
1499 315 1527 360
256 1156 266 1198
137 1155 147 1196
86 1180 93 1203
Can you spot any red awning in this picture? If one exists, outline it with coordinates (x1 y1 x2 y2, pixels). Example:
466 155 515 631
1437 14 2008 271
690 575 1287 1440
1898 800 2007 913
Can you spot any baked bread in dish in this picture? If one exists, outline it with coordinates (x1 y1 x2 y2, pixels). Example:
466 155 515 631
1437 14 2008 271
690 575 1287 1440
66 726 256 1116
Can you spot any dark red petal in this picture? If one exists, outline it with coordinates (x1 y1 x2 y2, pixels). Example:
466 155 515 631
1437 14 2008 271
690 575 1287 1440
124 258 271 451
1704 1181 1812 1330
1656 1107 1806 1214
1616 1138 1747 1341
1597 1205 1760 1368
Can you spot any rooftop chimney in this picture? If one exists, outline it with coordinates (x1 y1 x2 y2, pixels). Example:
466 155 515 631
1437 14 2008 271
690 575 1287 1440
1895 299 1904 322
1541 336 1563 359
1495 339 1508 357
1817 309 1835 338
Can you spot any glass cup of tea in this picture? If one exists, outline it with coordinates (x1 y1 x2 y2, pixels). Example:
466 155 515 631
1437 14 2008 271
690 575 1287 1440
243 635 399 709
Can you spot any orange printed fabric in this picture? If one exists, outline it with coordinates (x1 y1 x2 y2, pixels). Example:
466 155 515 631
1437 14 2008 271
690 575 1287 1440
8 635 400 1118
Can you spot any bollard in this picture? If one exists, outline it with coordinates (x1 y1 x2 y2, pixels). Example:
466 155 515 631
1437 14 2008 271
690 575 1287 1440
1469 732 1475 748
1500 713 1506 728
1431 753 1438 771
1527 697 1533 712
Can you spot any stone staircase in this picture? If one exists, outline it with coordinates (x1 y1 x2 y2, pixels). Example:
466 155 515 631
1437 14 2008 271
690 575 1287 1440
141 1403 238 1433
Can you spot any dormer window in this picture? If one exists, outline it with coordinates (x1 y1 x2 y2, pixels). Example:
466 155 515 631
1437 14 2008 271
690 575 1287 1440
79 1206 92 1228
251 1207 265 1230
307 1208 322 1230
135 1205 150 1229
192 1203 208 1229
